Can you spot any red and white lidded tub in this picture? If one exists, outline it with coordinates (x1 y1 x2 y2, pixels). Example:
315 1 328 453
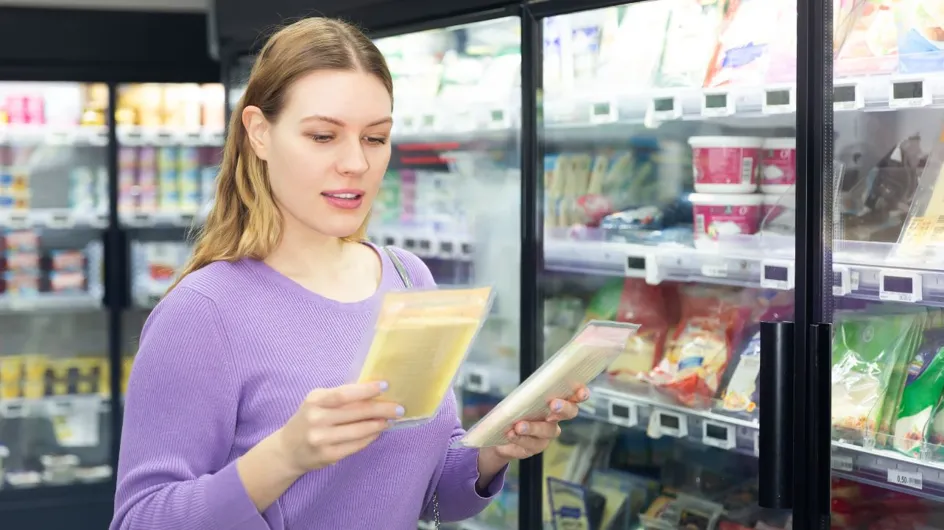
690 192 764 249
689 136 764 194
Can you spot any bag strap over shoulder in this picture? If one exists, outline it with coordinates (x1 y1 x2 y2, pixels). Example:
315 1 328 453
382 246 413 289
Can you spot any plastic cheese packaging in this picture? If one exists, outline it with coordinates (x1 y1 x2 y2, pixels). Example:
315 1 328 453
457 320 639 448
353 286 494 429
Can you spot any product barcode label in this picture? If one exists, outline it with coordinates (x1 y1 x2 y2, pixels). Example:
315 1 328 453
831 454 854 472
887 469 922 490
741 157 754 183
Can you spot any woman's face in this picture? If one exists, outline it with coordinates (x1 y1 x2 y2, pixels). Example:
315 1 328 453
244 69 393 240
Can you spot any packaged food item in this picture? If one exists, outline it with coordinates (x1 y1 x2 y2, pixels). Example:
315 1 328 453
648 286 754 407
546 478 592 529
719 290 794 418
354 286 493 429
459 320 639 447
703 0 778 88
831 310 924 439
761 193 796 235
765 0 799 83
834 0 899 78
596 2 673 90
690 192 764 248
760 138 797 194
891 328 944 456
595 279 675 384
896 0 944 73
653 0 726 88
689 136 763 193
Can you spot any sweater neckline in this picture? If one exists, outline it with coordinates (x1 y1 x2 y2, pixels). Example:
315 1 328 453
241 241 392 313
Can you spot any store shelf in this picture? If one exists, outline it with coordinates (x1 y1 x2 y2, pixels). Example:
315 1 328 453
119 209 202 229
0 292 101 313
544 232 795 291
0 394 109 420
367 226 474 261
583 380 759 457
0 208 107 230
0 125 109 147
116 126 224 147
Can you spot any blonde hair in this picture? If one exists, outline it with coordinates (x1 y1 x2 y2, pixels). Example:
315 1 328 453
169 17 393 292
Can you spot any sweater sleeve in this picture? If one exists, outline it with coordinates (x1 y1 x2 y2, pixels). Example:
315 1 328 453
389 247 508 522
111 286 278 530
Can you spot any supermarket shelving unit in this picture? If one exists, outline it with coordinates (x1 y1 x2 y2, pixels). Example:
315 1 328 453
0 6 219 529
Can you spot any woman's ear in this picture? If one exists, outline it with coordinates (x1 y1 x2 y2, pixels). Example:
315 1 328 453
242 105 270 161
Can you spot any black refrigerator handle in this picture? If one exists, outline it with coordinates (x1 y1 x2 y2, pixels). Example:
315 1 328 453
758 320 795 509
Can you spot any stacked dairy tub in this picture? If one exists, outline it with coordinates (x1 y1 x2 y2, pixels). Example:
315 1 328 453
688 136 797 249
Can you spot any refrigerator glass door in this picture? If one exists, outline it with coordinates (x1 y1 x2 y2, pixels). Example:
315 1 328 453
370 17 524 530
0 81 112 490
828 0 944 525
538 1 797 527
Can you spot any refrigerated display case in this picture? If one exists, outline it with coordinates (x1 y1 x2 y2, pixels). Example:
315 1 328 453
0 82 113 492
113 82 225 396
534 0 798 528
825 0 944 528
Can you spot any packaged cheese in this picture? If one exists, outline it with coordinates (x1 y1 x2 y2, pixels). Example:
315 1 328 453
354 286 494 429
458 320 639 448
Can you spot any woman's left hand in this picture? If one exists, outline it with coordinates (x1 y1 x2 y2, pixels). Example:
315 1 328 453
490 385 589 461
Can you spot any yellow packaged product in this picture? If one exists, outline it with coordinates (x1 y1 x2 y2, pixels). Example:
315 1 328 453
354 286 494 428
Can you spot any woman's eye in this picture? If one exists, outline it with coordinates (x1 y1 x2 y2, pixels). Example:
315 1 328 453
365 136 388 145
309 134 333 143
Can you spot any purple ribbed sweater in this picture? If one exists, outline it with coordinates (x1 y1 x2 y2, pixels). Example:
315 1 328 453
111 245 505 530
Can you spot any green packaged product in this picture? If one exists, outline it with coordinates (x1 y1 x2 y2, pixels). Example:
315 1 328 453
892 328 944 457
874 310 928 446
831 310 925 440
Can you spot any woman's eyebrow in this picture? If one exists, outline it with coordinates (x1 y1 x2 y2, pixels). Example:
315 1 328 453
301 115 393 127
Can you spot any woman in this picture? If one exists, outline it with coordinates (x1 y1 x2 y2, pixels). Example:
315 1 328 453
111 17 587 530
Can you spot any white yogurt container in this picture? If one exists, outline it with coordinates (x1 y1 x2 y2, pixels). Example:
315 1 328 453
690 192 764 248
761 193 796 235
761 138 797 194
689 136 763 193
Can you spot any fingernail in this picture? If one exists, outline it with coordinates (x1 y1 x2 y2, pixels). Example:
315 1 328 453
553 401 563 412
395 405 405 417
518 423 528 434
579 390 589 400
378 381 389 391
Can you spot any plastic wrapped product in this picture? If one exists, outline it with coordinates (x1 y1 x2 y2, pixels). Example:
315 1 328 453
458 320 640 448
353 286 494 429
892 327 944 456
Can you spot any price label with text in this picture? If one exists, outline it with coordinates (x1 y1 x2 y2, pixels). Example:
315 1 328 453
464 369 491 394
702 421 735 450
607 399 638 428
887 469 922 490
831 454 854 472
648 409 687 438
879 270 922 303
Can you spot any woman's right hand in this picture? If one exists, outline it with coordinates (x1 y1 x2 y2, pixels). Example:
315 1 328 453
275 381 402 475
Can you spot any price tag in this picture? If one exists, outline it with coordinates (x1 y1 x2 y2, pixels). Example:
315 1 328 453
879 270 922 303
702 92 734 117
702 421 735 450
49 397 100 447
648 409 687 438
889 79 931 109
607 399 639 428
383 236 396 247
832 265 851 296
887 469 922 490
93 212 109 228
831 454 854 472
418 239 432 254
439 241 455 256
762 88 795 114
7 211 30 229
487 107 512 129
399 115 416 133
176 213 195 227
403 238 417 250
0 401 25 419
131 212 153 227
833 84 863 111
462 243 473 256
420 113 437 131
701 261 729 278
760 260 795 290
154 129 175 145
647 96 682 122
44 129 74 145
464 369 491 394
589 99 619 124
46 211 74 229
625 251 658 284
